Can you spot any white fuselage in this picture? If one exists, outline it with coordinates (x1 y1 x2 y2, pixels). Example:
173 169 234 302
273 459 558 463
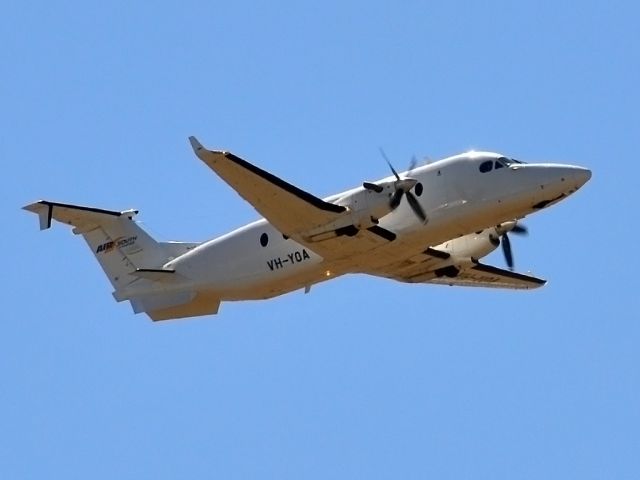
160 152 590 301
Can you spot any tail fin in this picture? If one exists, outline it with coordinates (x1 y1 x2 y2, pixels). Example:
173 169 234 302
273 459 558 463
23 200 176 291
24 200 219 320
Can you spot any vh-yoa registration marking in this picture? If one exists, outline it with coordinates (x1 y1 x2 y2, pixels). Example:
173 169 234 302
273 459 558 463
267 248 311 271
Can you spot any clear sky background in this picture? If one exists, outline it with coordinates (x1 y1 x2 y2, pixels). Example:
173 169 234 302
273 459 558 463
2 1 639 478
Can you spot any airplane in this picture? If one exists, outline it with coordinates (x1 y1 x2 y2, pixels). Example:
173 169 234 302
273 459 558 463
23 137 591 321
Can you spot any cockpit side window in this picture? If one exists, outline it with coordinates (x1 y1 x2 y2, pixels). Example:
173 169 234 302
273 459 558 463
479 160 493 173
494 161 504 169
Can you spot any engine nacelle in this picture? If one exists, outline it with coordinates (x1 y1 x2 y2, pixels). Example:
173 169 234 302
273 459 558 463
433 228 501 260
334 184 396 229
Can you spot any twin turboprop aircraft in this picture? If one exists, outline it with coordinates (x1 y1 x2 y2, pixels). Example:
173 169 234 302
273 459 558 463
24 138 591 320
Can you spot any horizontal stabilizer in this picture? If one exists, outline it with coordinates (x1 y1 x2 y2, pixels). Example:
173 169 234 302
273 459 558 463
131 268 179 282
23 200 135 233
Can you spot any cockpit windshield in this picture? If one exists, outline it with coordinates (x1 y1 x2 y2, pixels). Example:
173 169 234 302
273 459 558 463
478 156 528 173
496 156 526 166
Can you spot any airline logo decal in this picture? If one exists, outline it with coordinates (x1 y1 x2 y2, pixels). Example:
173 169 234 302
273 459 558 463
96 236 137 254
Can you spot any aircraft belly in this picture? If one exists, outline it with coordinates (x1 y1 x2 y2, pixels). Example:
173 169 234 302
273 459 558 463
214 264 338 300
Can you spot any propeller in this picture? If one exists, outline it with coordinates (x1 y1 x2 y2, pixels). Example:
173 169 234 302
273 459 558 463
377 149 427 223
494 221 529 270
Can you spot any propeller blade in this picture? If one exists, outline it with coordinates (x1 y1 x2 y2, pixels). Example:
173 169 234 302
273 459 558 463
379 148 401 180
501 233 514 270
407 155 418 176
511 224 528 235
378 149 426 219
363 181 384 193
406 192 427 223
389 189 404 209
387 160 401 181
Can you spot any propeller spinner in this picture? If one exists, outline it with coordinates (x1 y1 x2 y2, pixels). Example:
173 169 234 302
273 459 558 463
362 150 427 223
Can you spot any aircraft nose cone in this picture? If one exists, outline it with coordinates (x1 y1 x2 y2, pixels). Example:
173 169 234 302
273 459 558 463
572 166 592 189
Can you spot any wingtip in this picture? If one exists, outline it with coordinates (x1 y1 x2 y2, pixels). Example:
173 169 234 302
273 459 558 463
188 137 230 164
188 136 204 153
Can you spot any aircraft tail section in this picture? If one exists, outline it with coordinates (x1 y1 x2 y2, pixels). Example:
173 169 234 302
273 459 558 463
24 200 222 321
22 200 195 292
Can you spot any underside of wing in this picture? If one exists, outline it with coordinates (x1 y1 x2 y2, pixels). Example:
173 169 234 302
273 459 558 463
189 137 397 258
369 251 546 290
424 262 546 289
190 137 346 236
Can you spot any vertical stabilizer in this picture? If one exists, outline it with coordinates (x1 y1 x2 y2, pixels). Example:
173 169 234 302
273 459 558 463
23 200 170 290
24 200 216 321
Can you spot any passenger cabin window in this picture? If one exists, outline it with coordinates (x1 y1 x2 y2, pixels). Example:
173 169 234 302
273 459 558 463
479 160 493 173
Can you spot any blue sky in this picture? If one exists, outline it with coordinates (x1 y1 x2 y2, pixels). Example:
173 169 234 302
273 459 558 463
2 1 639 478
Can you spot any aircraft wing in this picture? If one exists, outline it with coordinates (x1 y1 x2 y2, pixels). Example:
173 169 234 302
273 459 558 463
371 256 546 290
423 263 546 289
190 137 396 258
190 137 346 232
